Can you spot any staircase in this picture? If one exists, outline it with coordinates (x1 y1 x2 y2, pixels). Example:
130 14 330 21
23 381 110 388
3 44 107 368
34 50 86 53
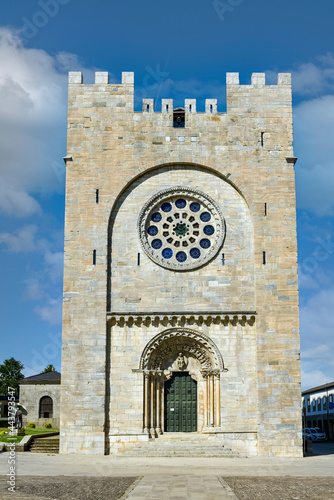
29 436 59 454
117 432 242 457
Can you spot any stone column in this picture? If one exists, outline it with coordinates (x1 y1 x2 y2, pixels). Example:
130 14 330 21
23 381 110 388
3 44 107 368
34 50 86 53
203 373 208 428
143 371 150 434
214 371 221 426
161 380 165 433
209 374 214 427
156 372 162 435
150 374 155 437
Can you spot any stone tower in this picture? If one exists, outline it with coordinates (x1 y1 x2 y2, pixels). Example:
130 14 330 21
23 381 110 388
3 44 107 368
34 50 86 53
60 70 302 457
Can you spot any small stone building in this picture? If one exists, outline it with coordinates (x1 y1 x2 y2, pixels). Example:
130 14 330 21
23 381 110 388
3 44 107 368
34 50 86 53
20 371 61 428
60 70 302 456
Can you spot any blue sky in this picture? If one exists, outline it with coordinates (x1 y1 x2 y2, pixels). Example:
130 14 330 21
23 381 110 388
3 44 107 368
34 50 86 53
0 0 333 390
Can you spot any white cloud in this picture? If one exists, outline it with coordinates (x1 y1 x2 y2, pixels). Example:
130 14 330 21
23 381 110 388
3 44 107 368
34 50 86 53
301 370 332 391
300 287 334 388
0 222 63 324
292 62 334 96
0 181 41 217
0 27 92 218
44 250 64 284
298 268 319 290
266 55 334 216
300 288 334 350
276 53 334 97
24 278 44 301
34 297 62 325
294 96 334 216
0 225 38 252
302 344 331 360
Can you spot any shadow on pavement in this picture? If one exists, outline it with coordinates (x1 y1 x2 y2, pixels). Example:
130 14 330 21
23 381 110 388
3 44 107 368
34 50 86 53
305 441 334 456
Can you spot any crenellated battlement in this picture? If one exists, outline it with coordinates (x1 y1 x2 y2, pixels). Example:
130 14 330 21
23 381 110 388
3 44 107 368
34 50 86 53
68 71 291 114
69 71 135 85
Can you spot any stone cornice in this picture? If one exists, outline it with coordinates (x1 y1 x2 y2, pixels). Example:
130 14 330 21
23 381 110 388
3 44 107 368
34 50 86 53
107 311 256 326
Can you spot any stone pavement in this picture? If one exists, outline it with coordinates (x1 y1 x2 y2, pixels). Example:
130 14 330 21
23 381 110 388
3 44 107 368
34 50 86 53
1 451 334 499
2 452 334 477
125 475 237 500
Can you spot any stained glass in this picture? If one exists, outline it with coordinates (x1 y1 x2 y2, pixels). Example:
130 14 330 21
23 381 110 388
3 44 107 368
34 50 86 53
204 225 215 235
147 226 158 236
190 202 200 212
200 239 211 249
200 212 211 222
162 248 173 259
175 198 186 209
151 239 162 249
151 212 162 222
176 251 187 262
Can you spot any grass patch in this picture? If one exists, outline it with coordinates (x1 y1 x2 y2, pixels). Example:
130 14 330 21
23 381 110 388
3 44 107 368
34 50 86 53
0 426 59 443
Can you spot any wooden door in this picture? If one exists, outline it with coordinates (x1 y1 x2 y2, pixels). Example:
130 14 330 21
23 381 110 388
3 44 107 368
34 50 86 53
165 373 197 432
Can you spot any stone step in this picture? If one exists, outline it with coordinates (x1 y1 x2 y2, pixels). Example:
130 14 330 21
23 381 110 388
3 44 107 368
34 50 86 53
29 437 59 454
118 434 242 457
30 439 59 443
123 447 240 457
30 449 59 453
30 443 59 448
122 450 240 458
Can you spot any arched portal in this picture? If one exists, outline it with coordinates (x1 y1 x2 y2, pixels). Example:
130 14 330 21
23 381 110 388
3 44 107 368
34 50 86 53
140 328 224 436
165 372 197 432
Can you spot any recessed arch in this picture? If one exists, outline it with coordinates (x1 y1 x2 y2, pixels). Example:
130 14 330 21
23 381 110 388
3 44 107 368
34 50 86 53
140 327 225 372
107 163 254 311
107 162 249 229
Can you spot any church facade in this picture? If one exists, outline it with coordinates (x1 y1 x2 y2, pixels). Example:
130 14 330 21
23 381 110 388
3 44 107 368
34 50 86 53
60 70 302 457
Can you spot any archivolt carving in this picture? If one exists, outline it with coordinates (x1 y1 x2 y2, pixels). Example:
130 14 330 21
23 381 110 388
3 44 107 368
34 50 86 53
140 328 224 371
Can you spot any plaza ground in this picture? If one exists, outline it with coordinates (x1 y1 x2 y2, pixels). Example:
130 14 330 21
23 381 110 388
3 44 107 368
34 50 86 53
1 443 334 499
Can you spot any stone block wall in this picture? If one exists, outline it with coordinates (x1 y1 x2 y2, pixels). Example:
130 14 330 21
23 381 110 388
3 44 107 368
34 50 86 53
60 70 302 456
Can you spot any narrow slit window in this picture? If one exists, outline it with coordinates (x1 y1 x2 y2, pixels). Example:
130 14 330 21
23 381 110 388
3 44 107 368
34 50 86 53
210 104 213 113
222 253 225 265
96 189 99 204
146 104 149 112
166 104 168 112
189 104 192 112
264 202 267 216
263 251 266 265
93 250 96 265
261 132 264 147
137 253 140 266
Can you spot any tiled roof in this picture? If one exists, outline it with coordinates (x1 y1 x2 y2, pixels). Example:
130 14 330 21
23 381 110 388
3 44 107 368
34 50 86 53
21 371 61 383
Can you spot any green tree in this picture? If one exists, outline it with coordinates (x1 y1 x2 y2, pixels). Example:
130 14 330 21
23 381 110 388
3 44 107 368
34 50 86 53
0 358 24 396
42 364 56 373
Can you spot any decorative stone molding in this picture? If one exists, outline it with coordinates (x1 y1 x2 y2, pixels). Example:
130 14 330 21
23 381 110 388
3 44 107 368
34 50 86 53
138 187 226 271
107 312 256 327
139 327 225 371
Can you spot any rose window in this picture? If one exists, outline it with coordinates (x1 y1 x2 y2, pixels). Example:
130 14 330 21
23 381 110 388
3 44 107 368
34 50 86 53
138 187 225 271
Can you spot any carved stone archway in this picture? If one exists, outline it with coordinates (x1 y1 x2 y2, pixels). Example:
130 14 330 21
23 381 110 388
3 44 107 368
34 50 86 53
139 328 225 436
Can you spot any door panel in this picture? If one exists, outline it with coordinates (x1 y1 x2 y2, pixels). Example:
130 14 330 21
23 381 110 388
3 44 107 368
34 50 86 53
165 373 197 432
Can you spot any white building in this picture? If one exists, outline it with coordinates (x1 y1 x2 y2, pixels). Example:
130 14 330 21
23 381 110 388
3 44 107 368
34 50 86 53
302 382 334 441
